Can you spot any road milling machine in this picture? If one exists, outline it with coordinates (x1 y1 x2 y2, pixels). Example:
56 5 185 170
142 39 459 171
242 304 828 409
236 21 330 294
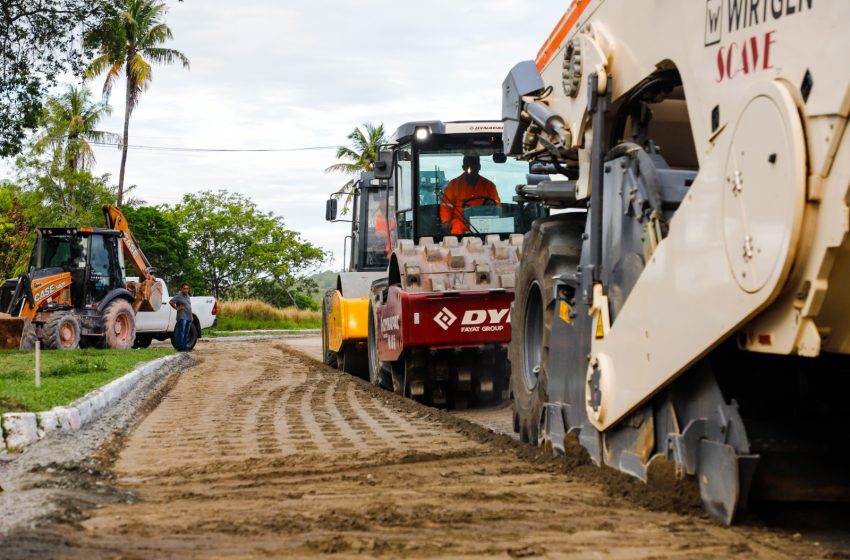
0 205 162 350
322 172 392 377
502 0 850 523
368 120 547 407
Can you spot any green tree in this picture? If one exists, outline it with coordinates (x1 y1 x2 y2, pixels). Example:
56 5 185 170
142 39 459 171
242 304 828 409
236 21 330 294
34 84 120 172
120 205 203 291
0 0 118 157
172 190 325 300
85 0 189 206
0 186 32 279
16 164 117 228
324 123 386 211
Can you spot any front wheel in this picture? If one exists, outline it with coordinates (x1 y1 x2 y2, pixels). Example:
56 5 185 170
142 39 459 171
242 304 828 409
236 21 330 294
101 299 136 350
511 214 584 445
44 312 81 350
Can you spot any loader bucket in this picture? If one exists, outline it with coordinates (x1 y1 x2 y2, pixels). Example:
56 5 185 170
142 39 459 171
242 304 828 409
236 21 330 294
127 277 164 312
0 314 30 350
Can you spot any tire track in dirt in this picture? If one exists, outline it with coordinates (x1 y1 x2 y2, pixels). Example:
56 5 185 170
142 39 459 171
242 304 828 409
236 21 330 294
5 339 833 559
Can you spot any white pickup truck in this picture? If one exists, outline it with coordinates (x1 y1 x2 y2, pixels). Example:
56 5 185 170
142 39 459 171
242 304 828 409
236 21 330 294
129 278 218 350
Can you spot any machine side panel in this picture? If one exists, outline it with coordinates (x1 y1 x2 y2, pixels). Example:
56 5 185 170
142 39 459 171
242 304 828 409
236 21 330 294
376 287 513 362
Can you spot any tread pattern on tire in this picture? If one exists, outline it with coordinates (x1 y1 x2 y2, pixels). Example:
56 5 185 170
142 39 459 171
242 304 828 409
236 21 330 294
101 299 136 350
511 213 585 445
44 312 81 350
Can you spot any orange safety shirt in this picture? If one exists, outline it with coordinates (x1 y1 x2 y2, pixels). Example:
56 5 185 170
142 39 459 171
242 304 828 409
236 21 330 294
374 211 395 255
439 175 500 235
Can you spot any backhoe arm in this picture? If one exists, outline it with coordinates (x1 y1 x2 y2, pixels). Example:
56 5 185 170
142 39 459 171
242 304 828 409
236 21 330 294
102 205 162 312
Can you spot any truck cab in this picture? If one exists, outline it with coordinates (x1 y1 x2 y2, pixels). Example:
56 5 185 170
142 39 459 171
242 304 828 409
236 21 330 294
381 120 545 245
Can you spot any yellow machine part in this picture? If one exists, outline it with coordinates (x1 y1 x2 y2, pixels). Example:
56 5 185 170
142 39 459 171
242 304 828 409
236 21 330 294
327 290 370 353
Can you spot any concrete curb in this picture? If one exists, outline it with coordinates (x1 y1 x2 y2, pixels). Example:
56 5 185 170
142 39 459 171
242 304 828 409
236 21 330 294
1 353 189 454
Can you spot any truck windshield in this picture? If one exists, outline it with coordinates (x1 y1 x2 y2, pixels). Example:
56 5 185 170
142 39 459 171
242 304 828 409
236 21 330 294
414 152 538 238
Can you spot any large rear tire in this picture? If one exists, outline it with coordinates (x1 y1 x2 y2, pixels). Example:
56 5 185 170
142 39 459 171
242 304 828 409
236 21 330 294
101 299 136 350
367 300 391 389
44 312 80 350
321 289 338 368
511 214 585 445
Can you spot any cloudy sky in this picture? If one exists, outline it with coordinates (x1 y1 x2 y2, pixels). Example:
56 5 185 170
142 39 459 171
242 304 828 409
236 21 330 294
17 0 567 270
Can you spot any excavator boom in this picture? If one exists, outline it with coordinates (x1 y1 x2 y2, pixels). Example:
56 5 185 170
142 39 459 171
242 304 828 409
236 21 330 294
102 205 162 312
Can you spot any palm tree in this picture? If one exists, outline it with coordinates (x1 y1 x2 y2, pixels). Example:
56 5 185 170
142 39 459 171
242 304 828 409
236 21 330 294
34 85 120 173
325 123 387 211
85 0 189 206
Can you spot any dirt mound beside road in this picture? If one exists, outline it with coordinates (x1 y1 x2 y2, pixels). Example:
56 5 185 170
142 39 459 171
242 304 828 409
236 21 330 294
2 340 830 558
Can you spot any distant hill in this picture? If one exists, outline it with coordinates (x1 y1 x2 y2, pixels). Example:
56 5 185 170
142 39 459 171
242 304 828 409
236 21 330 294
309 270 340 306
311 270 338 292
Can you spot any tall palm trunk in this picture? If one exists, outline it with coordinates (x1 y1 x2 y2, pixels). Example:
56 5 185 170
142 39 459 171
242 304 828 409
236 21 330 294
117 59 133 207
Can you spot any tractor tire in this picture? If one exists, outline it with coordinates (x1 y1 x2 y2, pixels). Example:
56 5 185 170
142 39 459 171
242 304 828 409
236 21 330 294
19 321 37 350
44 312 81 350
101 299 136 350
322 289 338 368
171 322 198 351
367 300 391 389
133 335 153 349
339 345 368 379
511 213 585 445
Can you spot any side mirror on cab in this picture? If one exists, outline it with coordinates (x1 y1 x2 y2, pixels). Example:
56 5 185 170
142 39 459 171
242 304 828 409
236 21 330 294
325 198 338 221
374 150 395 180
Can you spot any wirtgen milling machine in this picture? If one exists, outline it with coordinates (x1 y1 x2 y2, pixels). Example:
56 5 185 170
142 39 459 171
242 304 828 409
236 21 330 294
503 0 849 523
321 172 392 377
368 120 546 407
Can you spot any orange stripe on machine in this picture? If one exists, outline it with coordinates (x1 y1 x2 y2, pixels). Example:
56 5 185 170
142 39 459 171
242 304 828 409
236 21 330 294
536 0 591 71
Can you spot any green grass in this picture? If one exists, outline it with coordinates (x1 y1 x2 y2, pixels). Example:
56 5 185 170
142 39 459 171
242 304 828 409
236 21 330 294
211 316 320 332
0 348 174 414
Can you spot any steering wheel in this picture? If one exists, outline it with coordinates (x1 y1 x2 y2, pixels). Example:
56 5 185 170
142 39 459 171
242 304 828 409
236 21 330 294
461 196 498 208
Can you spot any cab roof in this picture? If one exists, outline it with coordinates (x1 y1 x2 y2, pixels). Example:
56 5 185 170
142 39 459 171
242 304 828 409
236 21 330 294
36 227 122 237
389 120 504 143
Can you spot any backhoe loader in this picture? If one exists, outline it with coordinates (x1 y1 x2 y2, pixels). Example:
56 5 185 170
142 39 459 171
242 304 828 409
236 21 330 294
0 205 162 350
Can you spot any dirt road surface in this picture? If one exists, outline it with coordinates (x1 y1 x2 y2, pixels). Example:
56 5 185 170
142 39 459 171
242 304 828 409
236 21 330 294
4 339 842 559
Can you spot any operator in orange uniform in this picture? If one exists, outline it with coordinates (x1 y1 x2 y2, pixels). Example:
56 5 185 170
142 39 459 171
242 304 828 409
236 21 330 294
374 204 395 256
439 155 500 235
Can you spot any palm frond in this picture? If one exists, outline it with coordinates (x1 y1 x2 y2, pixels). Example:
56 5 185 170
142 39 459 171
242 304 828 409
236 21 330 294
143 47 190 69
324 163 361 175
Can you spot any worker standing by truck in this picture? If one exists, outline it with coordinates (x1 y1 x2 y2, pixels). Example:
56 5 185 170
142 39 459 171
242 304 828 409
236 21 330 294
169 283 193 352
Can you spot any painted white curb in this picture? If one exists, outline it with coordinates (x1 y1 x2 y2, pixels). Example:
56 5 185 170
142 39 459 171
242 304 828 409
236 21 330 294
1 353 187 454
